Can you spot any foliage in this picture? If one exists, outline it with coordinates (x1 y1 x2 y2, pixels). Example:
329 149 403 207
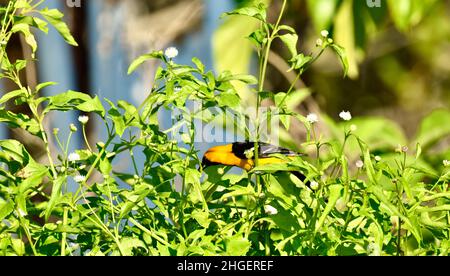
0 0 448 256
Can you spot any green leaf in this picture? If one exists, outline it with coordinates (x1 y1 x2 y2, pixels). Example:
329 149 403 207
33 17 49 33
416 109 450 149
106 100 126 137
44 91 105 116
191 210 210 229
120 237 147 256
217 91 241 109
279 33 298 58
192 57 205 73
0 140 30 165
0 201 14 221
248 29 267 48
218 73 258 85
0 89 27 105
35 82 57 93
40 8 78 46
0 110 41 136
45 176 66 221
415 143 422 160
223 4 267 22
14 59 27 72
369 185 422 242
330 44 349 77
315 184 343 233
225 235 251 256
18 159 49 194
99 157 112 175
128 51 164 75
290 54 313 71
11 23 37 55
76 96 106 117
11 239 25 256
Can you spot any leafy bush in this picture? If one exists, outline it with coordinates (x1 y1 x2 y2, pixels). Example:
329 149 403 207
0 0 448 256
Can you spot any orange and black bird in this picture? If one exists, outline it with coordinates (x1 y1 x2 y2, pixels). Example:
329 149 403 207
202 142 307 183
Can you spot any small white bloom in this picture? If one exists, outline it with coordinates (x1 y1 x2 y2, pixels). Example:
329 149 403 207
339 111 352 121
321 30 329 38
78 115 89 125
316 38 323 47
350 124 358 132
74 175 86 183
310 181 320 191
68 152 81 162
306 113 319 124
375 156 382 162
264 205 278 215
174 86 182 92
444 160 450 167
356 160 364 169
165 47 179 59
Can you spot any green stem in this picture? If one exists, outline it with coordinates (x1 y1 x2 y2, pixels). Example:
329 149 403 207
73 133 115 203
82 125 93 152
61 207 68 256
277 47 326 108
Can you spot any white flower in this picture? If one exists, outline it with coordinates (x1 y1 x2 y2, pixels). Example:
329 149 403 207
444 160 450 167
78 115 89 125
350 124 358 132
264 205 278 215
316 38 323 47
310 181 320 191
306 113 319 124
74 175 86 183
321 30 329 38
375 156 382 162
339 111 352 121
68 152 81 162
165 47 179 59
174 86 182 92
356 160 364 169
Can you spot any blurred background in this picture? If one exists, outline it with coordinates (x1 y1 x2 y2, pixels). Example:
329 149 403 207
2 0 450 167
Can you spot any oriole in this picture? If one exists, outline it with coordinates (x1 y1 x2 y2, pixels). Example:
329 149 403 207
202 142 306 183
